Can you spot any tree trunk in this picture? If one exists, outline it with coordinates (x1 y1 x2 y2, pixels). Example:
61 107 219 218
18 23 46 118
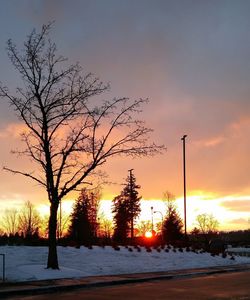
47 202 59 269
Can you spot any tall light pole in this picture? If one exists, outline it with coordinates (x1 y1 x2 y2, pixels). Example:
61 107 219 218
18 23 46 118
150 206 154 235
128 169 134 240
154 210 164 243
181 134 187 239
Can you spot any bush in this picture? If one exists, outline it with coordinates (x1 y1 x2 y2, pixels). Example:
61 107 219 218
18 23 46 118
113 245 120 251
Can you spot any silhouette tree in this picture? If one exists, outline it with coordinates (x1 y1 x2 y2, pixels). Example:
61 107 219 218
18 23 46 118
195 213 219 247
112 194 130 243
195 213 219 234
136 220 152 237
68 188 100 245
18 201 41 239
98 214 113 240
112 170 141 243
1 209 19 236
162 192 183 243
0 24 165 268
125 170 141 239
87 189 101 239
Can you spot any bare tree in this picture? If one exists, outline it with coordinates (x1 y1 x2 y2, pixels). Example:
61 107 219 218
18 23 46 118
0 227 4 236
0 23 165 268
18 201 41 237
162 191 176 217
195 213 219 235
136 220 152 236
100 219 113 239
98 213 113 239
57 210 70 239
1 208 19 235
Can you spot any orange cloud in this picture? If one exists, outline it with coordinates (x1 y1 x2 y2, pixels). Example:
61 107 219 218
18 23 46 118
230 117 250 131
195 136 225 148
0 123 28 139
229 218 249 225
221 200 250 212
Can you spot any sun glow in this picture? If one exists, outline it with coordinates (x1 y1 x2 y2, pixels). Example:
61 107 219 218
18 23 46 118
1 191 248 234
37 199 74 217
145 231 153 238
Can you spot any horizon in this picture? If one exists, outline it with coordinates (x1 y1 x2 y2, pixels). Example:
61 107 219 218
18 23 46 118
0 1 250 232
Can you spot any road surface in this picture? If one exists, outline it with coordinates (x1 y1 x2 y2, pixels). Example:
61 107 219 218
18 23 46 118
9 270 250 300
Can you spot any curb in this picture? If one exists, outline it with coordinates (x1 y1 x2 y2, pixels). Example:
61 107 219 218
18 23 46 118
1 264 250 298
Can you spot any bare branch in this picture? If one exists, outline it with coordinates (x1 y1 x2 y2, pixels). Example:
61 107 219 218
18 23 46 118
3 166 46 186
0 23 166 269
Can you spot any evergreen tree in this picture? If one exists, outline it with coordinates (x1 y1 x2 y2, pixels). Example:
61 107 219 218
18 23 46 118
87 189 101 239
68 188 100 245
112 170 141 243
162 192 183 243
112 194 130 243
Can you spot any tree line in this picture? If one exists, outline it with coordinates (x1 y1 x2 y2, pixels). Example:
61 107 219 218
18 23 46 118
0 173 249 248
0 170 242 248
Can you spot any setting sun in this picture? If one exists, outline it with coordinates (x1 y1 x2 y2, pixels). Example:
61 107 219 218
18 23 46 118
145 231 153 238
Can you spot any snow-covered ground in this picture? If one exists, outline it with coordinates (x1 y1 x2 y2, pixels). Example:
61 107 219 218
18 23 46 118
0 245 249 282
227 247 250 253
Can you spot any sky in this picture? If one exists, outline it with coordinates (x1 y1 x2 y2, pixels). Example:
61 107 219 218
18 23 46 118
0 0 250 231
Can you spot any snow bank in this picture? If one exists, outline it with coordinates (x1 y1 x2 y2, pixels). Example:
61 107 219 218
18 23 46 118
0 245 249 282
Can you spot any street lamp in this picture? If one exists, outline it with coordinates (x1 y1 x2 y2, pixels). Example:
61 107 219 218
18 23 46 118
150 206 154 234
181 134 187 239
154 210 164 243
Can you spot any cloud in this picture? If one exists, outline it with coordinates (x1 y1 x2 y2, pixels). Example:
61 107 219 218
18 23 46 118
221 200 250 212
195 136 226 148
0 123 28 139
228 218 249 226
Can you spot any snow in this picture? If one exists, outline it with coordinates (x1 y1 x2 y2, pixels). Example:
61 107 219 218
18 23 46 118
226 247 250 253
0 245 249 282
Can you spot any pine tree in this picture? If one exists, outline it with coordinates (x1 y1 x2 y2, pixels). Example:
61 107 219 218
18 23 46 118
162 192 183 243
112 170 141 243
112 194 130 243
87 190 101 239
68 188 100 245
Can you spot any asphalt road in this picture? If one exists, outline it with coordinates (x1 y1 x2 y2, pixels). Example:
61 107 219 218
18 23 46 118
10 271 250 300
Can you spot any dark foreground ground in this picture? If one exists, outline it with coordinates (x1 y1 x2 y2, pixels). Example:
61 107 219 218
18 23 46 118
8 270 250 300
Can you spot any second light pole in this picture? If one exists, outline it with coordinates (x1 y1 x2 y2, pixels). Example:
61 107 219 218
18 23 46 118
181 134 187 239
